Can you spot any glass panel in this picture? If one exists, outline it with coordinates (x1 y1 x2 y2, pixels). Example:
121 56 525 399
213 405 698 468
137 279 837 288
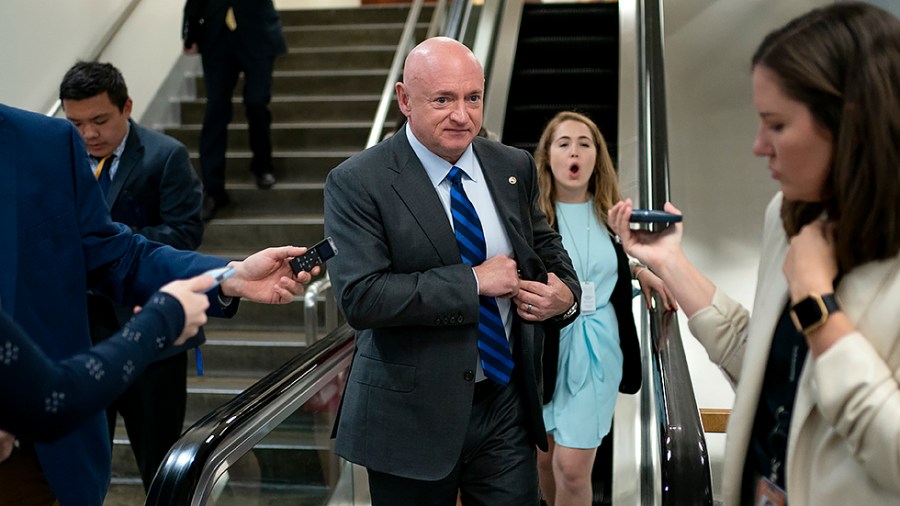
205 373 347 505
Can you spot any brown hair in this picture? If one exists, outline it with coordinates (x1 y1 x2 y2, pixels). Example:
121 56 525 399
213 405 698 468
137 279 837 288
534 111 622 229
752 2 900 273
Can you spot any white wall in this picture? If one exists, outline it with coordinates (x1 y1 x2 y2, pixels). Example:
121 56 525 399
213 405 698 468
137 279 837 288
0 0 133 114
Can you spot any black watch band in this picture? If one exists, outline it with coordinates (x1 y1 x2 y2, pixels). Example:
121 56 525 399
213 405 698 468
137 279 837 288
790 293 839 335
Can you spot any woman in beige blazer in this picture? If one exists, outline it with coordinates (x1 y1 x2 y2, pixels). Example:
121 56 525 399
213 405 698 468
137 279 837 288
609 3 900 505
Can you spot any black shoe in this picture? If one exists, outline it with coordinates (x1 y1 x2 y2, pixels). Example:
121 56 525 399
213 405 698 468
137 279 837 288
255 171 276 189
202 193 230 221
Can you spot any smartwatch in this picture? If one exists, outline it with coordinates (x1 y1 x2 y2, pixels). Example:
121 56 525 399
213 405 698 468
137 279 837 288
790 293 840 335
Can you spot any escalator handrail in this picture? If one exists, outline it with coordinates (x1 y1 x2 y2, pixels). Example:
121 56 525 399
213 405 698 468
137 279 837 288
146 324 356 505
648 301 715 504
634 0 714 502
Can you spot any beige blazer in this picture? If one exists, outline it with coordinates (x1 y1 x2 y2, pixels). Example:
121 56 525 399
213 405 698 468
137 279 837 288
689 192 900 506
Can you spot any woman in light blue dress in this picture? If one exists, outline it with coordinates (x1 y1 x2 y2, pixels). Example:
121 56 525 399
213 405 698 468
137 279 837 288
533 111 672 505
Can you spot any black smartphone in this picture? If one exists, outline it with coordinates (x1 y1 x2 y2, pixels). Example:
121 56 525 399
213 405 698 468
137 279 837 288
629 209 683 223
290 237 338 275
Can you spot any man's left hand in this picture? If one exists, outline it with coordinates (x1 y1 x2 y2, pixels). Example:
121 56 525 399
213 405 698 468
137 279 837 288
220 246 318 304
513 273 575 321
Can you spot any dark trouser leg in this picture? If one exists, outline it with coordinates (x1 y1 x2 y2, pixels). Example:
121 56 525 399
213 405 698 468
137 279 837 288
117 352 189 491
237 53 276 175
458 382 539 506
367 467 459 506
200 36 241 200
366 382 539 506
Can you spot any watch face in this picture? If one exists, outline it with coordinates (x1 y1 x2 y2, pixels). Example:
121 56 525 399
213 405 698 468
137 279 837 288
791 295 826 332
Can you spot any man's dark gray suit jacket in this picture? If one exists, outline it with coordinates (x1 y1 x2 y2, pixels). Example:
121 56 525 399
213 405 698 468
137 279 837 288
324 132 581 481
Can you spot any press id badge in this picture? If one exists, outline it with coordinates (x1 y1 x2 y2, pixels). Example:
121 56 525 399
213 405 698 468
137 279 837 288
580 281 596 314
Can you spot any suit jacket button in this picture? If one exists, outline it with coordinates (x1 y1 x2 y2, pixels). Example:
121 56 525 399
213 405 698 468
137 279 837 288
434 317 441 324
449 315 457 324
443 317 450 324
464 370 475 382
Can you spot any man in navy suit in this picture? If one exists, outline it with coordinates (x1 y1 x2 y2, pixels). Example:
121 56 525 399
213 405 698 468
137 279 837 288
324 37 580 505
0 102 317 505
59 61 204 493
182 0 287 220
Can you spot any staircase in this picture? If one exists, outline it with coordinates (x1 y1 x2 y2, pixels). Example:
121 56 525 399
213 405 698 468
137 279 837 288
500 1 619 160
104 4 429 504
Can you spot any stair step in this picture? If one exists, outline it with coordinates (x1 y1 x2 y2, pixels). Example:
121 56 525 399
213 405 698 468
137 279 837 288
195 329 309 377
166 122 370 152
283 22 428 48
195 184 325 217
188 152 348 185
192 69 392 98
200 216 323 251
179 95 403 125
276 46 395 72
199 298 318 332
280 5 431 26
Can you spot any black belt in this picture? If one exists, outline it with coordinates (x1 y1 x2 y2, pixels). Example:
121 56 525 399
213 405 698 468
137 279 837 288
472 379 503 404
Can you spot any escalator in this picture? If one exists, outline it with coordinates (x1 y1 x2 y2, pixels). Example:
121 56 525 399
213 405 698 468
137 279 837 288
146 1 714 504
501 2 619 159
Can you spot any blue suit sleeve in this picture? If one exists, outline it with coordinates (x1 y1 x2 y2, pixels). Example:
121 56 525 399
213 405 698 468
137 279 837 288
0 294 184 440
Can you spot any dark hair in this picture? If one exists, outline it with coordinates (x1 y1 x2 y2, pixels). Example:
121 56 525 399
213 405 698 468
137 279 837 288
534 110 621 228
752 2 900 273
59 61 129 111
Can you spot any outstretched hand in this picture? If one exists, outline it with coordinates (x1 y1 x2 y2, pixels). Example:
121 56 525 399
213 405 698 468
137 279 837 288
608 199 685 271
220 246 318 304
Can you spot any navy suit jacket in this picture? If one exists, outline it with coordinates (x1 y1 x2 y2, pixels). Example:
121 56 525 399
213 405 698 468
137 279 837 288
324 131 580 480
0 103 234 505
107 120 203 251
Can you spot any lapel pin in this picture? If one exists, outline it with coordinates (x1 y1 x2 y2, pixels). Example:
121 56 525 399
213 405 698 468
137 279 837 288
508 176 517 185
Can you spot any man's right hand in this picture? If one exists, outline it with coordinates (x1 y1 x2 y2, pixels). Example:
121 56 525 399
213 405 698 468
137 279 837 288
473 254 519 299
183 42 199 55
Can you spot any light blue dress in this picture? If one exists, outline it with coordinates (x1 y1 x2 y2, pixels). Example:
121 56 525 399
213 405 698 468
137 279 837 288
543 201 624 449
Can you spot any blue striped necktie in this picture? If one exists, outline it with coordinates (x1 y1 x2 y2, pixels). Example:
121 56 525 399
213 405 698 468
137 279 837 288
447 166 514 385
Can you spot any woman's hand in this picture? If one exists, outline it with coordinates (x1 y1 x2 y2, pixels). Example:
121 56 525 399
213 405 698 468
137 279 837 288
159 276 213 344
784 220 838 302
608 199 685 272
636 267 678 312
610 199 715 317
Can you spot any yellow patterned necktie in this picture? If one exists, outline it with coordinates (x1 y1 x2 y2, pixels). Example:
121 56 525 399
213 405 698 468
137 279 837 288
93 155 113 195
225 7 237 31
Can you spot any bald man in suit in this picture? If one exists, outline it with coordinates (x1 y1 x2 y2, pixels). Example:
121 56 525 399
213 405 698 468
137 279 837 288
325 37 581 505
